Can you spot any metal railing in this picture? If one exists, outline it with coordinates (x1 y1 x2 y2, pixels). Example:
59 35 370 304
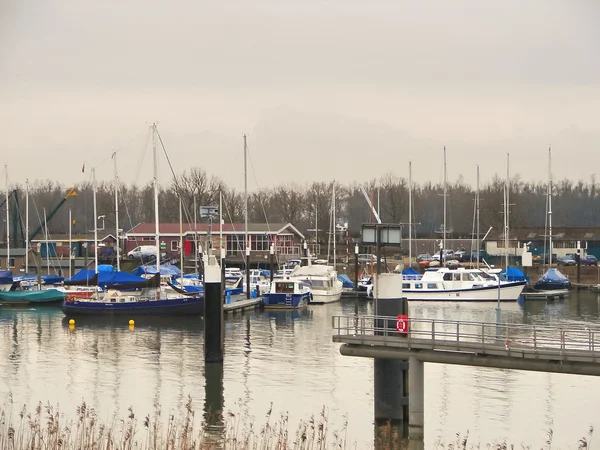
332 315 600 362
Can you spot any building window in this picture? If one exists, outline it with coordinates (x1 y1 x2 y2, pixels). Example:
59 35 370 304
128 236 136 241
251 234 271 251
8 258 15 268
554 241 577 249
171 241 179 251
143 237 154 242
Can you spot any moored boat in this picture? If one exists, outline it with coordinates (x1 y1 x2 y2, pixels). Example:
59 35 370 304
289 265 342 304
533 268 571 291
0 289 65 305
262 279 311 309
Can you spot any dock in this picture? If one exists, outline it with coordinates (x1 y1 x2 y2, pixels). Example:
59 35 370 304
522 289 569 300
572 282 600 291
223 298 261 314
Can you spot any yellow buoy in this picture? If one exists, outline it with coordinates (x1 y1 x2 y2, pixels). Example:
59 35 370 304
69 319 75 326
128 319 135 326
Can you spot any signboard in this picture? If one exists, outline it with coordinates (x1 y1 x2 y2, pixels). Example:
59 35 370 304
361 224 402 246
200 206 219 219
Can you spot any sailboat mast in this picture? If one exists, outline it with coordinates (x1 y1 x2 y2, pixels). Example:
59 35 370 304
193 195 198 274
113 152 120 271
25 180 29 273
5 165 9 270
219 190 223 261
152 123 161 275
179 197 184 274
548 147 553 267
408 161 412 264
244 134 250 299
44 208 50 275
443 146 447 253
476 165 480 268
333 183 337 269
505 153 510 269
92 167 99 274
68 207 72 279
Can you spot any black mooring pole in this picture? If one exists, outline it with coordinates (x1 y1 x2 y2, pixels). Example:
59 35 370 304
204 256 224 363
354 244 359 291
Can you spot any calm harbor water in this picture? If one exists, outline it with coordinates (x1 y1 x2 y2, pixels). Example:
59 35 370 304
2 292 600 447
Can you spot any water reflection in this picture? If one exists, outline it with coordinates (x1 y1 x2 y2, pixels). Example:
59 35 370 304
3 293 600 447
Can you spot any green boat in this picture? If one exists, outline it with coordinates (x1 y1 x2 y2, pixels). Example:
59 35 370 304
0 289 66 305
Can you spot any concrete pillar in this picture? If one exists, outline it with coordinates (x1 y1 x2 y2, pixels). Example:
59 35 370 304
204 254 224 363
408 356 424 445
374 273 409 446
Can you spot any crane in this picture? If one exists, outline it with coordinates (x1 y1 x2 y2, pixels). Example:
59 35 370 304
28 187 77 241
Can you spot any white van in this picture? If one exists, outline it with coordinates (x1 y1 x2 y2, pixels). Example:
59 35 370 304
127 245 158 259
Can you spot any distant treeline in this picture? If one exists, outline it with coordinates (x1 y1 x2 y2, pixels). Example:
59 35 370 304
3 168 599 244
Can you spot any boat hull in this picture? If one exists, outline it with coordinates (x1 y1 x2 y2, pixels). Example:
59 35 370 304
262 292 311 309
403 282 526 302
0 288 66 305
311 290 342 304
533 281 571 291
62 296 204 316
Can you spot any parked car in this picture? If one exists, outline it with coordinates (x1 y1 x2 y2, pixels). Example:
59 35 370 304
582 255 598 266
557 255 576 266
454 251 469 262
127 245 158 259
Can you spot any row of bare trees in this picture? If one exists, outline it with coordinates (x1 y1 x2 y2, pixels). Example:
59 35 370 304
2 168 598 246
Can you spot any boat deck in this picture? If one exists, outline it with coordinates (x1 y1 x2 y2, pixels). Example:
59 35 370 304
223 298 261 314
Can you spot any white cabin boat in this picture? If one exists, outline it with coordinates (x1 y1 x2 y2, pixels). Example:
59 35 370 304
289 265 342 304
401 268 526 301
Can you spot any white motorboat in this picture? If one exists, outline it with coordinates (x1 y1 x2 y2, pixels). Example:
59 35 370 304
289 264 342 304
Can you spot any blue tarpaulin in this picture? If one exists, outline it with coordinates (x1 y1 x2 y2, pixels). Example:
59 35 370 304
0 270 13 285
402 267 420 275
500 266 529 283
97 265 115 273
66 269 147 286
338 274 355 289
134 265 181 277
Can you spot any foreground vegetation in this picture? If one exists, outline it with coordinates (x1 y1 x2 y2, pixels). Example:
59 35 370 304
0 398 595 449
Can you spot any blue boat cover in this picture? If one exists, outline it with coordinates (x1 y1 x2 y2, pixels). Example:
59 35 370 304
500 266 529 283
538 268 569 283
97 264 115 273
66 269 147 286
134 265 181 277
338 274 355 289
0 270 13 285
402 267 420 275
42 274 65 285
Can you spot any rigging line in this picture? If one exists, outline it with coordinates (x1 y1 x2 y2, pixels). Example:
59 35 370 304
155 128 198 227
221 193 246 266
246 143 281 264
120 129 153 256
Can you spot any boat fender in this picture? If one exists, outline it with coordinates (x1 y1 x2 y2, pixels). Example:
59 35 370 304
309 292 313 303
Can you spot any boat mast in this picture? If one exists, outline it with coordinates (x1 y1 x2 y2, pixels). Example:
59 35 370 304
476 165 480 268
333 183 337 269
548 147 553 268
408 160 412 264
443 146 447 256
5 165 9 270
43 208 50 275
152 123 161 276
68 206 72 279
505 153 510 270
193 195 198 274
179 197 184 275
244 134 250 299
25 179 29 274
219 190 223 262
92 167 99 275
113 152 120 271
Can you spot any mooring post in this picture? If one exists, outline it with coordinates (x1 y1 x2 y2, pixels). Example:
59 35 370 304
374 274 409 446
204 254 224 362
269 244 275 283
576 249 581 285
354 244 359 291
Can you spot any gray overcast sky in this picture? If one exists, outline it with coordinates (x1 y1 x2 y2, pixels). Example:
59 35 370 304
1 0 599 191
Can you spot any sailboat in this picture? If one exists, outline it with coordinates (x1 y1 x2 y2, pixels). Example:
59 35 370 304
62 124 205 316
289 183 342 304
533 148 571 292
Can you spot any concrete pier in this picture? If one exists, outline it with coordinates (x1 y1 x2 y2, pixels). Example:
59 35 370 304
408 356 424 445
373 274 409 445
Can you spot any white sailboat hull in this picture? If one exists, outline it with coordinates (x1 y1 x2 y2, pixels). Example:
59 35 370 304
403 282 526 302
311 290 342 304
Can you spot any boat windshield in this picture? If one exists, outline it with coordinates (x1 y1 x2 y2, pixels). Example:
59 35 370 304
473 271 495 281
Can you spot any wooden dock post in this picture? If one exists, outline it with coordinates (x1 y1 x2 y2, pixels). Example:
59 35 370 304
203 361 224 442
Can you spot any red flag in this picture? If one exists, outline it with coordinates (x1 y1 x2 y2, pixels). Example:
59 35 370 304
81 163 85 173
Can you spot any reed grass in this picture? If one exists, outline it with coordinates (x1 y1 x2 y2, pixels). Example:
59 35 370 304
0 396 594 449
